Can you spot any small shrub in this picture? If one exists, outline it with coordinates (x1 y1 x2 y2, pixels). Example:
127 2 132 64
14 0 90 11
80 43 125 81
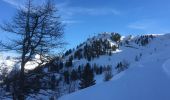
104 66 113 81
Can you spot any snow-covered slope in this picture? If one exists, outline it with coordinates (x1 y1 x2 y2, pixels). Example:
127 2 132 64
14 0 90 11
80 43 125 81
59 33 170 100
60 63 170 100
0 53 45 76
63 33 165 76
1 32 170 100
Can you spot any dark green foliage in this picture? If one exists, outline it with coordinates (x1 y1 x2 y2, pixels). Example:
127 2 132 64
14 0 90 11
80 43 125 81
64 49 72 57
135 35 154 46
109 50 112 56
48 61 59 72
63 71 70 84
46 60 64 73
79 63 96 89
99 66 103 74
125 40 129 45
67 33 121 61
115 62 123 72
65 61 72 68
78 65 82 79
112 45 118 51
115 61 129 73
65 56 73 68
1 61 64 99
50 75 57 90
104 66 113 81
111 33 121 43
71 69 78 81
83 39 118 61
93 64 103 75
33 76 41 92
74 49 83 60
59 62 64 70
135 53 142 62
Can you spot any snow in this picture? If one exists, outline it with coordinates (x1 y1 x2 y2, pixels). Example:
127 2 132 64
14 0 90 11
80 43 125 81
162 59 170 77
1 33 170 100
0 54 46 74
59 58 170 100
59 33 170 100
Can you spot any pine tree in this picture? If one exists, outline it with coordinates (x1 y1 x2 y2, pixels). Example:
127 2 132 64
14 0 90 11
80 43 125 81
65 56 73 68
99 66 103 74
71 70 78 81
115 61 128 73
104 66 113 81
59 62 64 70
78 65 82 79
63 71 70 84
50 75 56 90
79 63 96 89
115 62 123 72
111 33 121 43
112 45 117 51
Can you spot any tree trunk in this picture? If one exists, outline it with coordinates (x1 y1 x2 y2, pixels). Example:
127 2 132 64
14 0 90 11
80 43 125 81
18 62 26 100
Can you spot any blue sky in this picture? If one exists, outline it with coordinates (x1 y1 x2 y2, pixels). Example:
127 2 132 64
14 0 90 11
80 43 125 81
0 0 170 49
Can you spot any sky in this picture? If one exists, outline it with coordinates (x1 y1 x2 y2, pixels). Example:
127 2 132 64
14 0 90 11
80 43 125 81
0 0 170 49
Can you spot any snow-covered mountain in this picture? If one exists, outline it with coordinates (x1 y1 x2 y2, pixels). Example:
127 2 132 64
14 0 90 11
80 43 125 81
0 54 46 78
59 32 170 100
1 32 170 100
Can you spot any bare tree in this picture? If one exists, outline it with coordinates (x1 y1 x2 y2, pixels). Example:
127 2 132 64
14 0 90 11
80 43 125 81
0 0 64 99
